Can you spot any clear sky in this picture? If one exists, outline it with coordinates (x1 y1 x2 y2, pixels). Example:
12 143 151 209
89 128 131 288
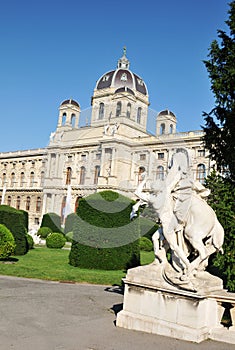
0 0 230 152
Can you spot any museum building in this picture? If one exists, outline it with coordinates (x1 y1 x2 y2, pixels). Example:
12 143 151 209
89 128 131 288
0 50 210 229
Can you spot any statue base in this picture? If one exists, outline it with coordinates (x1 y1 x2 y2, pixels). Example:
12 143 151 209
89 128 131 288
116 263 224 343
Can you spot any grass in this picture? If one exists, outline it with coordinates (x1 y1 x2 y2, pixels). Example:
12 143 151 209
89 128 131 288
0 247 155 286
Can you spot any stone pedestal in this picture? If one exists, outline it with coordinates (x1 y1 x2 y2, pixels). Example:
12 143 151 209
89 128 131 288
116 264 224 343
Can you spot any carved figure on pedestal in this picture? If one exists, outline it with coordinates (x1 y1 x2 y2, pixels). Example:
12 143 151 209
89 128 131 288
131 149 224 291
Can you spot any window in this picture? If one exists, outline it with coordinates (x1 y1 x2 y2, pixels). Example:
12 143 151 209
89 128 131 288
16 196 21 210
156 166 164 180
196 164 206 184
40 171 45 187
71 113 76 128
158 152 164 159
20 172 25 187
62 112 66 125
66 167 72 185
94 165 100 185
80 166 86 185
140 154 146 161
30 172 34 187
96 153 101 160
138 166 146 184
26 196 31 211
116 102 122 117
127 103 131 118
2 173 6 186
36 197 42 212
7 196 11 206
137 107 142 124
81 154 87 161
98 103 104 119
10 172 15 187
169 124 173 134
160 123 165 135
34 218 40 225
198 149 205 157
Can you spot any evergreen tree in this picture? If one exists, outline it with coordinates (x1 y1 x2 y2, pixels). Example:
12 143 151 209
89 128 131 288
205 172 235 291
203 1 235 180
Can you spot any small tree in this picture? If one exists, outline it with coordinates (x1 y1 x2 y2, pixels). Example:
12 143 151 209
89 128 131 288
0 224 16 259
46 233 66 249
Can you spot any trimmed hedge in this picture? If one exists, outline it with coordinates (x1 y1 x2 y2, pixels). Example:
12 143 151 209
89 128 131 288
26 233 34 249
37 226 52 239
0 205 28 255
0 224 16 259
41 212 63 233
46 233 66 249
139 236 153 251
69 191 141 270
64 213 77 235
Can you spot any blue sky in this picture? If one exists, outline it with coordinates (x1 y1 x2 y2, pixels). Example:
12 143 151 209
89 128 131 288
0 0 229 152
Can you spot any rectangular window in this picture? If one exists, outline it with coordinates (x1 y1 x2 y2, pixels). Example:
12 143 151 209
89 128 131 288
96 153 101 160
140 154 146 161
81 154 87 161
198 149 205 157
158 152 164 159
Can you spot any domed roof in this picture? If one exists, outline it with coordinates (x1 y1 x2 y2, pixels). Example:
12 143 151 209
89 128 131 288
95 48 148 96
158 110 176 118
60 99 80 108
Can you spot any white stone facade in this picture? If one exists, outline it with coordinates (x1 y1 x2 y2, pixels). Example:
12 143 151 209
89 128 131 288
0 51 212 229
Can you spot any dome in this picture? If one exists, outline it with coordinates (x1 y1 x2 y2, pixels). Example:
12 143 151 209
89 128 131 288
95 49 148 96
60 99 80 108
158 110 176 118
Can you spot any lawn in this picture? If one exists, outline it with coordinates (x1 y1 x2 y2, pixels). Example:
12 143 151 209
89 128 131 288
0 247 155 286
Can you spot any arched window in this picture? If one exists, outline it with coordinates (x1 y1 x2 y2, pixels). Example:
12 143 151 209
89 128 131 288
98 103 104 119
137 107 142 124
10 172 15 187
71 113 76 128
116 102 122 117
20 172 25 187
61 196 66 223
16 196 21 210
40 171 45 187
2 173 6 186
94 165 100 185
196 164 206 184
80 166 86 185
36 197 42 212
160 123 165 135
138 166 146 184
7 196 11 206
156 166 164 180
26 196 31 211
30 172 34 187
62 112 66 125
169 124 173 134
127 103 131 118
66 167 72 185
75 196 82 212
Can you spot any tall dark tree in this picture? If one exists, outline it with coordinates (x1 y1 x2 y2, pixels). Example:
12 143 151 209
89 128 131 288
203 1 235 181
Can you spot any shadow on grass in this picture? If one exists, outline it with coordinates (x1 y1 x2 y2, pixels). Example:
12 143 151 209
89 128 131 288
0 257 19 263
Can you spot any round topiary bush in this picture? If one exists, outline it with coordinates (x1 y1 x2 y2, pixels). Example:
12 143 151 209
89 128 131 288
139 236 153 252
37 227 52 239
46 233 66 249
0 224 16 259
26 234 34 249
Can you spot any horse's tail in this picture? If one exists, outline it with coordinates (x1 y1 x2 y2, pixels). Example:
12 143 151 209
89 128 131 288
211 219 224 253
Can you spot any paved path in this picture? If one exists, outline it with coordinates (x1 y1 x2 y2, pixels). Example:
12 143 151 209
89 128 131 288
0 275 233 350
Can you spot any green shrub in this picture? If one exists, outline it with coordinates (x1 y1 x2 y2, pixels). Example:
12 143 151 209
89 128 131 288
26 234 34 249
0 224 16 259
64 213 77 235
0 205 28 255
69 191 140 270
139 236 153 251
46 233 66 249
37 226 52 239
41 212 63 233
